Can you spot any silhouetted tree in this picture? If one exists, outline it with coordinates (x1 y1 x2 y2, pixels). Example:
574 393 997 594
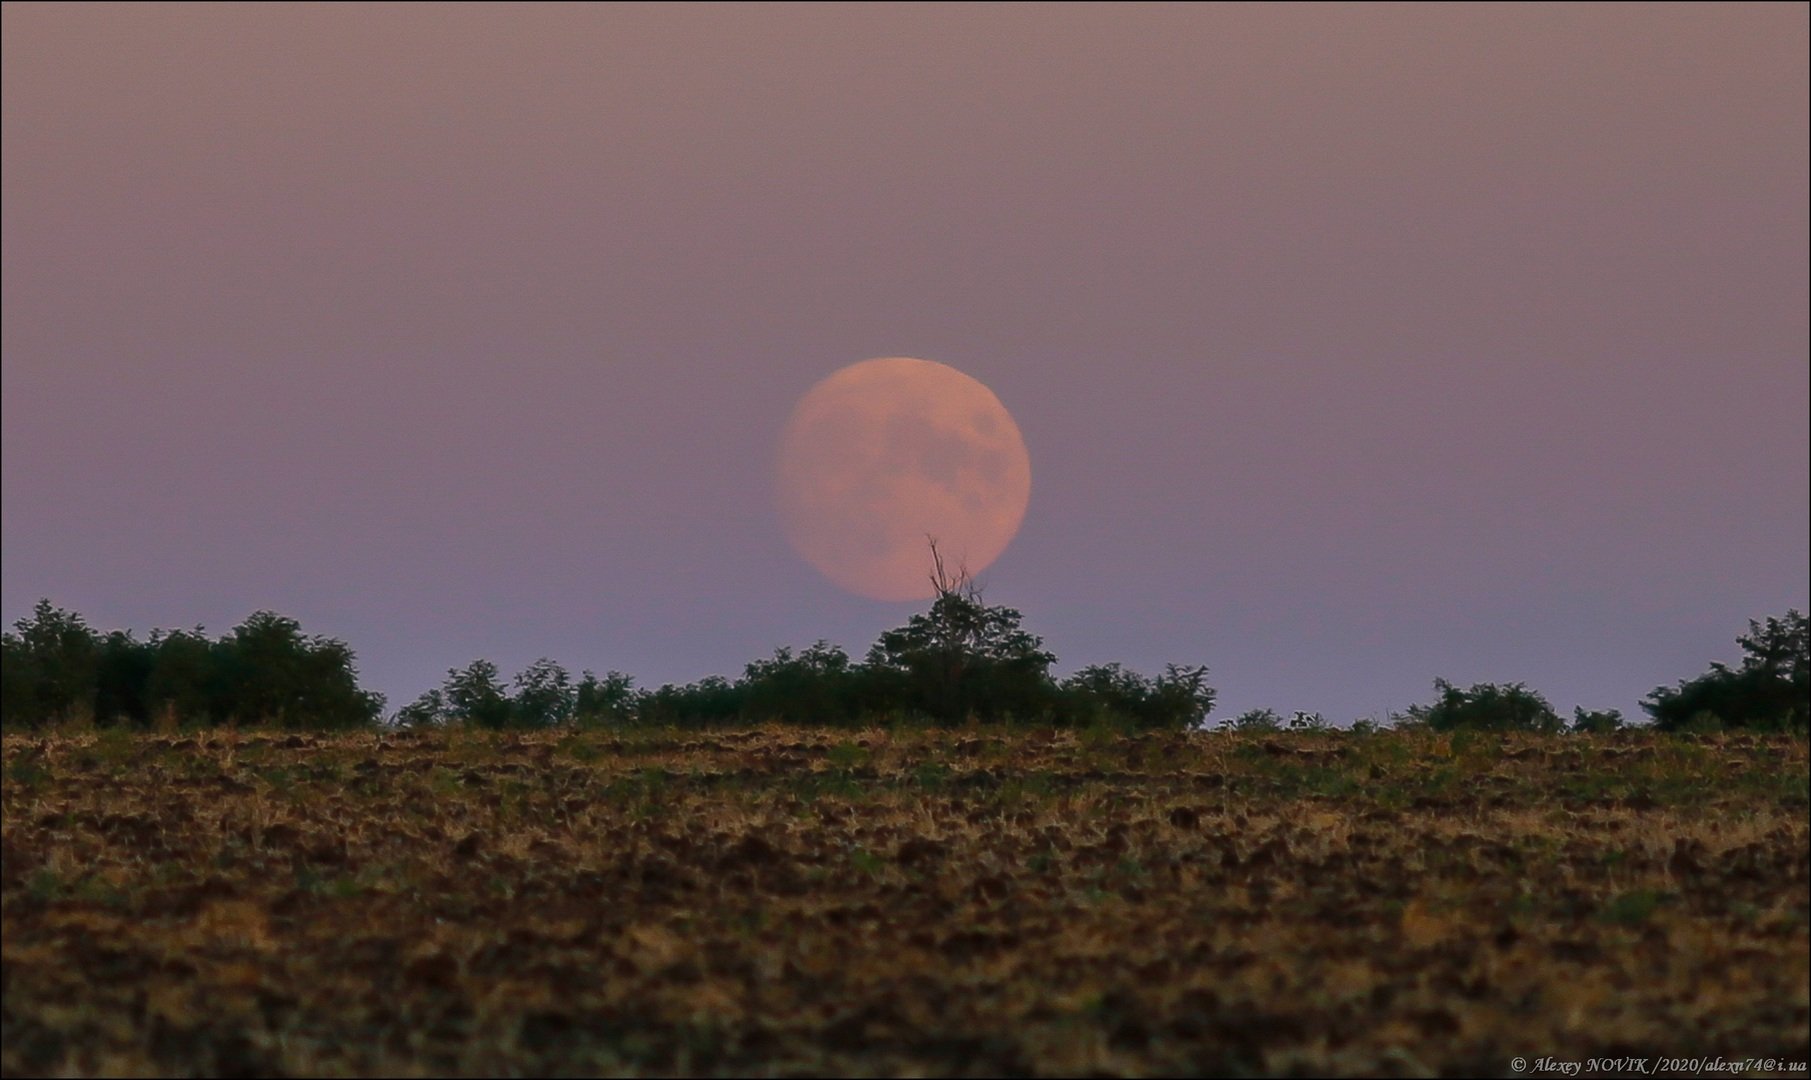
1063 662 1216 729
512 658 575 728
1062 663 1156 724
1150 664 1217 729
741 642 861 725
575 670 637 727
441 659 515 729
144 628 217 724
1644 610 1809 732
1571 707 1625 734
1219 707 1284 732
94 630 156 726
1286 710 1333 731
2 603 381 730
1 601 100 727
865 542 1056 723
637 675 742 727
394 688 449 728
1401 678 1564 733
208 612 381 729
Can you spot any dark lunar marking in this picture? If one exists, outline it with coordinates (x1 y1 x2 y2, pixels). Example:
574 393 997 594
874 412 1011 497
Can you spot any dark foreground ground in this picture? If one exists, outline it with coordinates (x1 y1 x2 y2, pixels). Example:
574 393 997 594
2 726 1807 1077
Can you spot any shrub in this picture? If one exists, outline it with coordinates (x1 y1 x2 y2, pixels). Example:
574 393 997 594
441 660 515 729
575 670 637 727
863 547 1057 724
1219 708 1284 732
512 659 576 728
212 612 382 729
636 675 742 727
144 629 216 724
741 642 862 725
2 602 380 730
1644 611 1808 733
1571 707 1625 734
1 601 99 727
1402 679 1564 734
1059 663 1213 730
394 689 448 728
1286 711 1333 732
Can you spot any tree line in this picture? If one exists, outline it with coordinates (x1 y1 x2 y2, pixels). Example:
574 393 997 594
1 604 382 731
2 584 1804 734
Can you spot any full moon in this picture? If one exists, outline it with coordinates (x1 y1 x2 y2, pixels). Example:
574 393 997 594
776 357 1032 601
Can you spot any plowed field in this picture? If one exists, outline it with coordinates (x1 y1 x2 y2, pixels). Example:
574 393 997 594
3 728 1806 1076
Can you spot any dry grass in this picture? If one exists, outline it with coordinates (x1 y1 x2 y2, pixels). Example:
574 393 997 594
2 726 1806 1076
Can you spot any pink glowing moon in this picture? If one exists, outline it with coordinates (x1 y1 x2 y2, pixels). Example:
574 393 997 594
776 357 1032 601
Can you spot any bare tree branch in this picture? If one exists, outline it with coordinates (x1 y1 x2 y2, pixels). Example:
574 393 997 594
925 535 979 602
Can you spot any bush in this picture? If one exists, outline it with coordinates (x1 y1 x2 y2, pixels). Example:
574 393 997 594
1571 707 1625 734
1644 611 1808 733
1 602 380 730
863 550 1057 724
401 659 591 729
1 601 100 727
512 659 575 728
575 670 637 727
741 642 862 725
212 612 383 729
1401 679 1564 734
1219 708 1284 732
1149 665 1217 729
1060 663 1214 730
1287 711 1333 732
94 631 157 726
394 689 448 729
1059 663 1147 726
144 629 216 724
636 675 742 727
440 660 515 728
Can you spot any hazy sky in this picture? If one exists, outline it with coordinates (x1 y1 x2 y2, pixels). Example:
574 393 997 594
4 3 1807 722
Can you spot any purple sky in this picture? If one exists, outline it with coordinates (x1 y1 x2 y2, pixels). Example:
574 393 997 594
4 3 1806 723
